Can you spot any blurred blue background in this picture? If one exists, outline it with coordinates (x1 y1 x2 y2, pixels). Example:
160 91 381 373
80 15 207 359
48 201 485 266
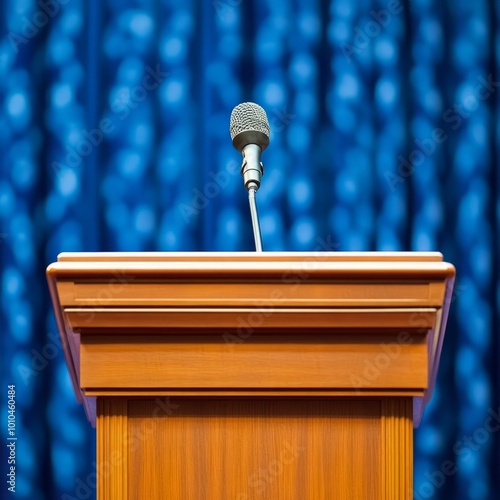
0 0 499 498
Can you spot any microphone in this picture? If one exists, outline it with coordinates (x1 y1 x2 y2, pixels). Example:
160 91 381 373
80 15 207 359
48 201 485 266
230 102 270 191
230 102 270 252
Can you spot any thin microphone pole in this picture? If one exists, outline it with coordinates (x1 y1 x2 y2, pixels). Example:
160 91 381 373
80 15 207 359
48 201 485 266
248 187 263 252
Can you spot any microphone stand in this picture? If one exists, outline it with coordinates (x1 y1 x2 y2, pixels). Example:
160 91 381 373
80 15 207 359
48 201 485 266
230 103 270 253
240 144 264 252
248 186 263 252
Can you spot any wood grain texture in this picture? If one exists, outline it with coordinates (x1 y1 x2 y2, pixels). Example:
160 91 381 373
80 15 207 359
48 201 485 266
93 396 414 499
381 398 413 499
80 333 428 390
47 258 455 288
96 398 128 500
56 281 446 309
64 307 438 332
46 253 455 498
127 398 382 500
46 252 455 427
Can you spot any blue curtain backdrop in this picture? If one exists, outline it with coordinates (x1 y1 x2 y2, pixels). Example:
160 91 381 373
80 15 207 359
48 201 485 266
0 0 499 498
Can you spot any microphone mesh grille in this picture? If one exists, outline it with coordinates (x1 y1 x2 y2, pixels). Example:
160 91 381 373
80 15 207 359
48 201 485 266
230 102 270 141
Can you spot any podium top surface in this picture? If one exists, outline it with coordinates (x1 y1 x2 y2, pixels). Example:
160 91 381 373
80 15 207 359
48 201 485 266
55 250 446 262
48 252 455 281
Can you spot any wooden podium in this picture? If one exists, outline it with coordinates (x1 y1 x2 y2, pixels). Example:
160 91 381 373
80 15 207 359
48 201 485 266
47 252 455 499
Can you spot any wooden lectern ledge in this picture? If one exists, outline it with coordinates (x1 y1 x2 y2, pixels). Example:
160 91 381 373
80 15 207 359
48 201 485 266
47 251 455 499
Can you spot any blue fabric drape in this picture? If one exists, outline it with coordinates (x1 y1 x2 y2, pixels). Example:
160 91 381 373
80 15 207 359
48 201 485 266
1 1 499 498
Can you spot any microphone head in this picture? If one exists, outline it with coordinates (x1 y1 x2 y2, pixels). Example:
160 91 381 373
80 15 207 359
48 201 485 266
230 102 270 152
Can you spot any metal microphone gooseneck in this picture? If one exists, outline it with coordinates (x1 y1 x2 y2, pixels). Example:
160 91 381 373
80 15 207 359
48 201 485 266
247 186 262 251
